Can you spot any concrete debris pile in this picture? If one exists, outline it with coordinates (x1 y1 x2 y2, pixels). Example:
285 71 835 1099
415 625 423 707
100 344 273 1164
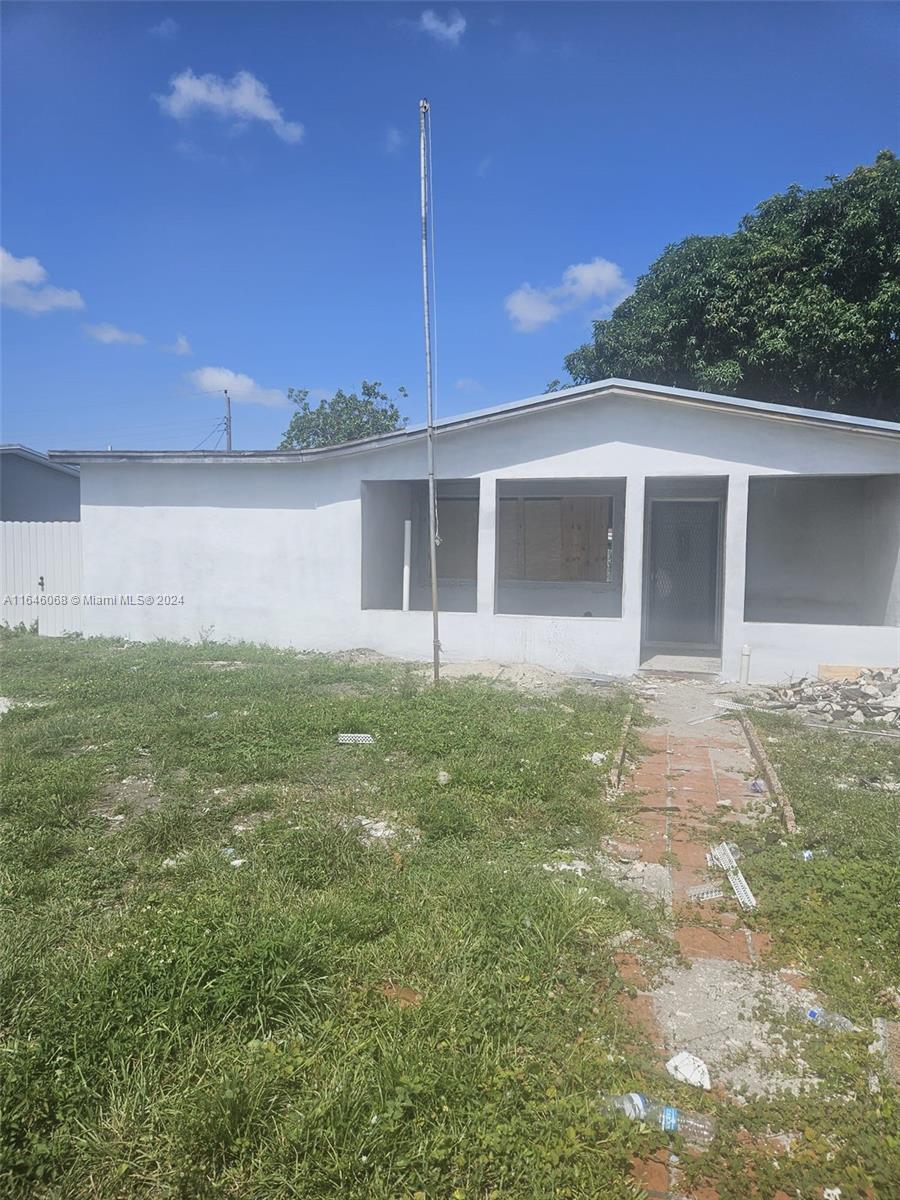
754 669 900 726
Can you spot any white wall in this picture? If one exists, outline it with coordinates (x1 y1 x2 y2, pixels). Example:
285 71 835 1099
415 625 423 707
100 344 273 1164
361 481 412 610
75 390 900 681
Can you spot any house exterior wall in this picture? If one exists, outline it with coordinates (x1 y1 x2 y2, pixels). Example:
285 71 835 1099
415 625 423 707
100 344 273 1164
75 391 900 682
0 452 80 521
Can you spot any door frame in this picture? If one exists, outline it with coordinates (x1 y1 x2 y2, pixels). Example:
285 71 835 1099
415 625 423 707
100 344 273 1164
640 496 726 656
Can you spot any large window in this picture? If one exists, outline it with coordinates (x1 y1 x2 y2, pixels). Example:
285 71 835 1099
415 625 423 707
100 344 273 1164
495 480 625 617
361 479 479 613
744 475 900 627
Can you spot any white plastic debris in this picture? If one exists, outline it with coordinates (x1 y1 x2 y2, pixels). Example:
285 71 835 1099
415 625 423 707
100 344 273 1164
436 770 451 786
666 1051 712 1091
353 815 398 840
543 858 593 876
687 883 725 903
708 841 757 910
229 858 246 868
582 751 608 766
338 732 375 744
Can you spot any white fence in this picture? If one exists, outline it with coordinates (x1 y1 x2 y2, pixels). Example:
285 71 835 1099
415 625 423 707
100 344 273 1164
0 521 83 636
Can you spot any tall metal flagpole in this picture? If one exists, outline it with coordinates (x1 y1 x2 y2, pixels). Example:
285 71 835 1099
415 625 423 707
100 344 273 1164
419 98 441 686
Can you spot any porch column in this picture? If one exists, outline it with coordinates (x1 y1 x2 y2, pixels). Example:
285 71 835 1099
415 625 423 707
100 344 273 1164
620 475 646 671
720 473 750 680
476 476 495 613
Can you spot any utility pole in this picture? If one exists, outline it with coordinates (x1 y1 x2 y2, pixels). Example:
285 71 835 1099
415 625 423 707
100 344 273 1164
223 390 233 451
419 97 441 686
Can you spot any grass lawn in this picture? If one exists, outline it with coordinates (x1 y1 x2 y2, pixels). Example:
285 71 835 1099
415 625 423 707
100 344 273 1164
692 711 900 1200
0 632 663 1199
742 712 900 1020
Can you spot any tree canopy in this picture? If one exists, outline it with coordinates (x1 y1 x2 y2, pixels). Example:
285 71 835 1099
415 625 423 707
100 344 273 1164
564 150 900 419
279 381 408 450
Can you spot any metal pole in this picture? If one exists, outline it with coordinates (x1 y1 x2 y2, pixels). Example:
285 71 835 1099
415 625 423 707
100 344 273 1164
419 98 440 685
224 390 233 451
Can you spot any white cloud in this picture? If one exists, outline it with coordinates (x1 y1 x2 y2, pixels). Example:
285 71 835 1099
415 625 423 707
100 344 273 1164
149 17 179 39
505 257 630 333
163 333 192 356
0 247 85 316
84 323 146 345
156 69 304 144
455 377 484 393
419 9 466 46
384 126 404 154
188 366 286 408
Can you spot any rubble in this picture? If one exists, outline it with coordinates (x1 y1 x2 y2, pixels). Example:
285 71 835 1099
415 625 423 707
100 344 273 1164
752 668 900 727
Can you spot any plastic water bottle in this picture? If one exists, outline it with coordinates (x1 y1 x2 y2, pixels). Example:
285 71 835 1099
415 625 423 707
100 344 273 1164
602 1093 716 1147
807 1008 857 1032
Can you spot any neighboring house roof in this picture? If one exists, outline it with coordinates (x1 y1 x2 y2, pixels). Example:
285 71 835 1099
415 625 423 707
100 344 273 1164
1 443 80 477
48 378 900 466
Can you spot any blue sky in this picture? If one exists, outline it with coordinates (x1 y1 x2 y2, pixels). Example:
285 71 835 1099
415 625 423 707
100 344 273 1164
2 2 897 451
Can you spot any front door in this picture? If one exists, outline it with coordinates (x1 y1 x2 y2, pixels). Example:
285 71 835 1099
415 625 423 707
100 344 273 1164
644 499 722 651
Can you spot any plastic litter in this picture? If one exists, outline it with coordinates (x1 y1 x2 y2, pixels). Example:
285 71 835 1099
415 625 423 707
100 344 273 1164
602 1093 716 1147
706 841 742 867
582 751 607 766
338 732 375 744
799 848 829 860
666 1051 712 1090
807 1008 858 1032
687 883 725 903
707 841 757 910
749 778 766 793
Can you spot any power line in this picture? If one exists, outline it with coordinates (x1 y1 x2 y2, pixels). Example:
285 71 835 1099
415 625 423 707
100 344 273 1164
192 419 227 451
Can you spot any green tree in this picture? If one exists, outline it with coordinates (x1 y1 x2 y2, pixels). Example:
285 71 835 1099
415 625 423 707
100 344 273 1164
279 381 408 449
564 150 900 418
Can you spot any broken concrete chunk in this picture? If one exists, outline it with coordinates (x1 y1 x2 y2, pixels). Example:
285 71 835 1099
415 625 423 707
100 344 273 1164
666 1050 712 1090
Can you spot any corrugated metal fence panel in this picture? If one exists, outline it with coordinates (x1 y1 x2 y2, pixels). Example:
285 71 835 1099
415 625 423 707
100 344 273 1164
0 521 83 636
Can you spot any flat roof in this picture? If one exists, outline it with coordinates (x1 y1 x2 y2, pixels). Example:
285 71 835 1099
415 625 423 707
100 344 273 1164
48 378 900 465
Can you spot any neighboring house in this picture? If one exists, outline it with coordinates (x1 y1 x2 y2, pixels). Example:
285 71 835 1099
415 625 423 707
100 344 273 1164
50 379 900 682
0 444 80 521
0 445 82 634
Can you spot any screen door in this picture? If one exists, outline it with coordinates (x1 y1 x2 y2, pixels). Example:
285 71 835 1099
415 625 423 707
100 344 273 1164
644 499 721 650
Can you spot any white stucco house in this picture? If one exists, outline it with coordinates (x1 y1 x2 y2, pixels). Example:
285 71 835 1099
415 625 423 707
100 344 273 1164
51 379 900 683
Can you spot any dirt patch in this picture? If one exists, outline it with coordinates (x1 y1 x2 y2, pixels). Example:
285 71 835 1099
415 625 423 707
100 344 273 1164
378 982 423 1008
320 681 373 697
231 810 274 834
0 696 45 716
194 660 249 671
651 957 819 1097
417 659 620 696
95 776 161 819
344 814 420 847
325 647 393 666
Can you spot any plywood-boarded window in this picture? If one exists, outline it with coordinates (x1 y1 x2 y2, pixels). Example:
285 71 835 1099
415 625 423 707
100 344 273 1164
498 496 612 582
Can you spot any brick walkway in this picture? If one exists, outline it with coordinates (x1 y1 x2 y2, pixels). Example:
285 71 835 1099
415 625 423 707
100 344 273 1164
618 681 783 1200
